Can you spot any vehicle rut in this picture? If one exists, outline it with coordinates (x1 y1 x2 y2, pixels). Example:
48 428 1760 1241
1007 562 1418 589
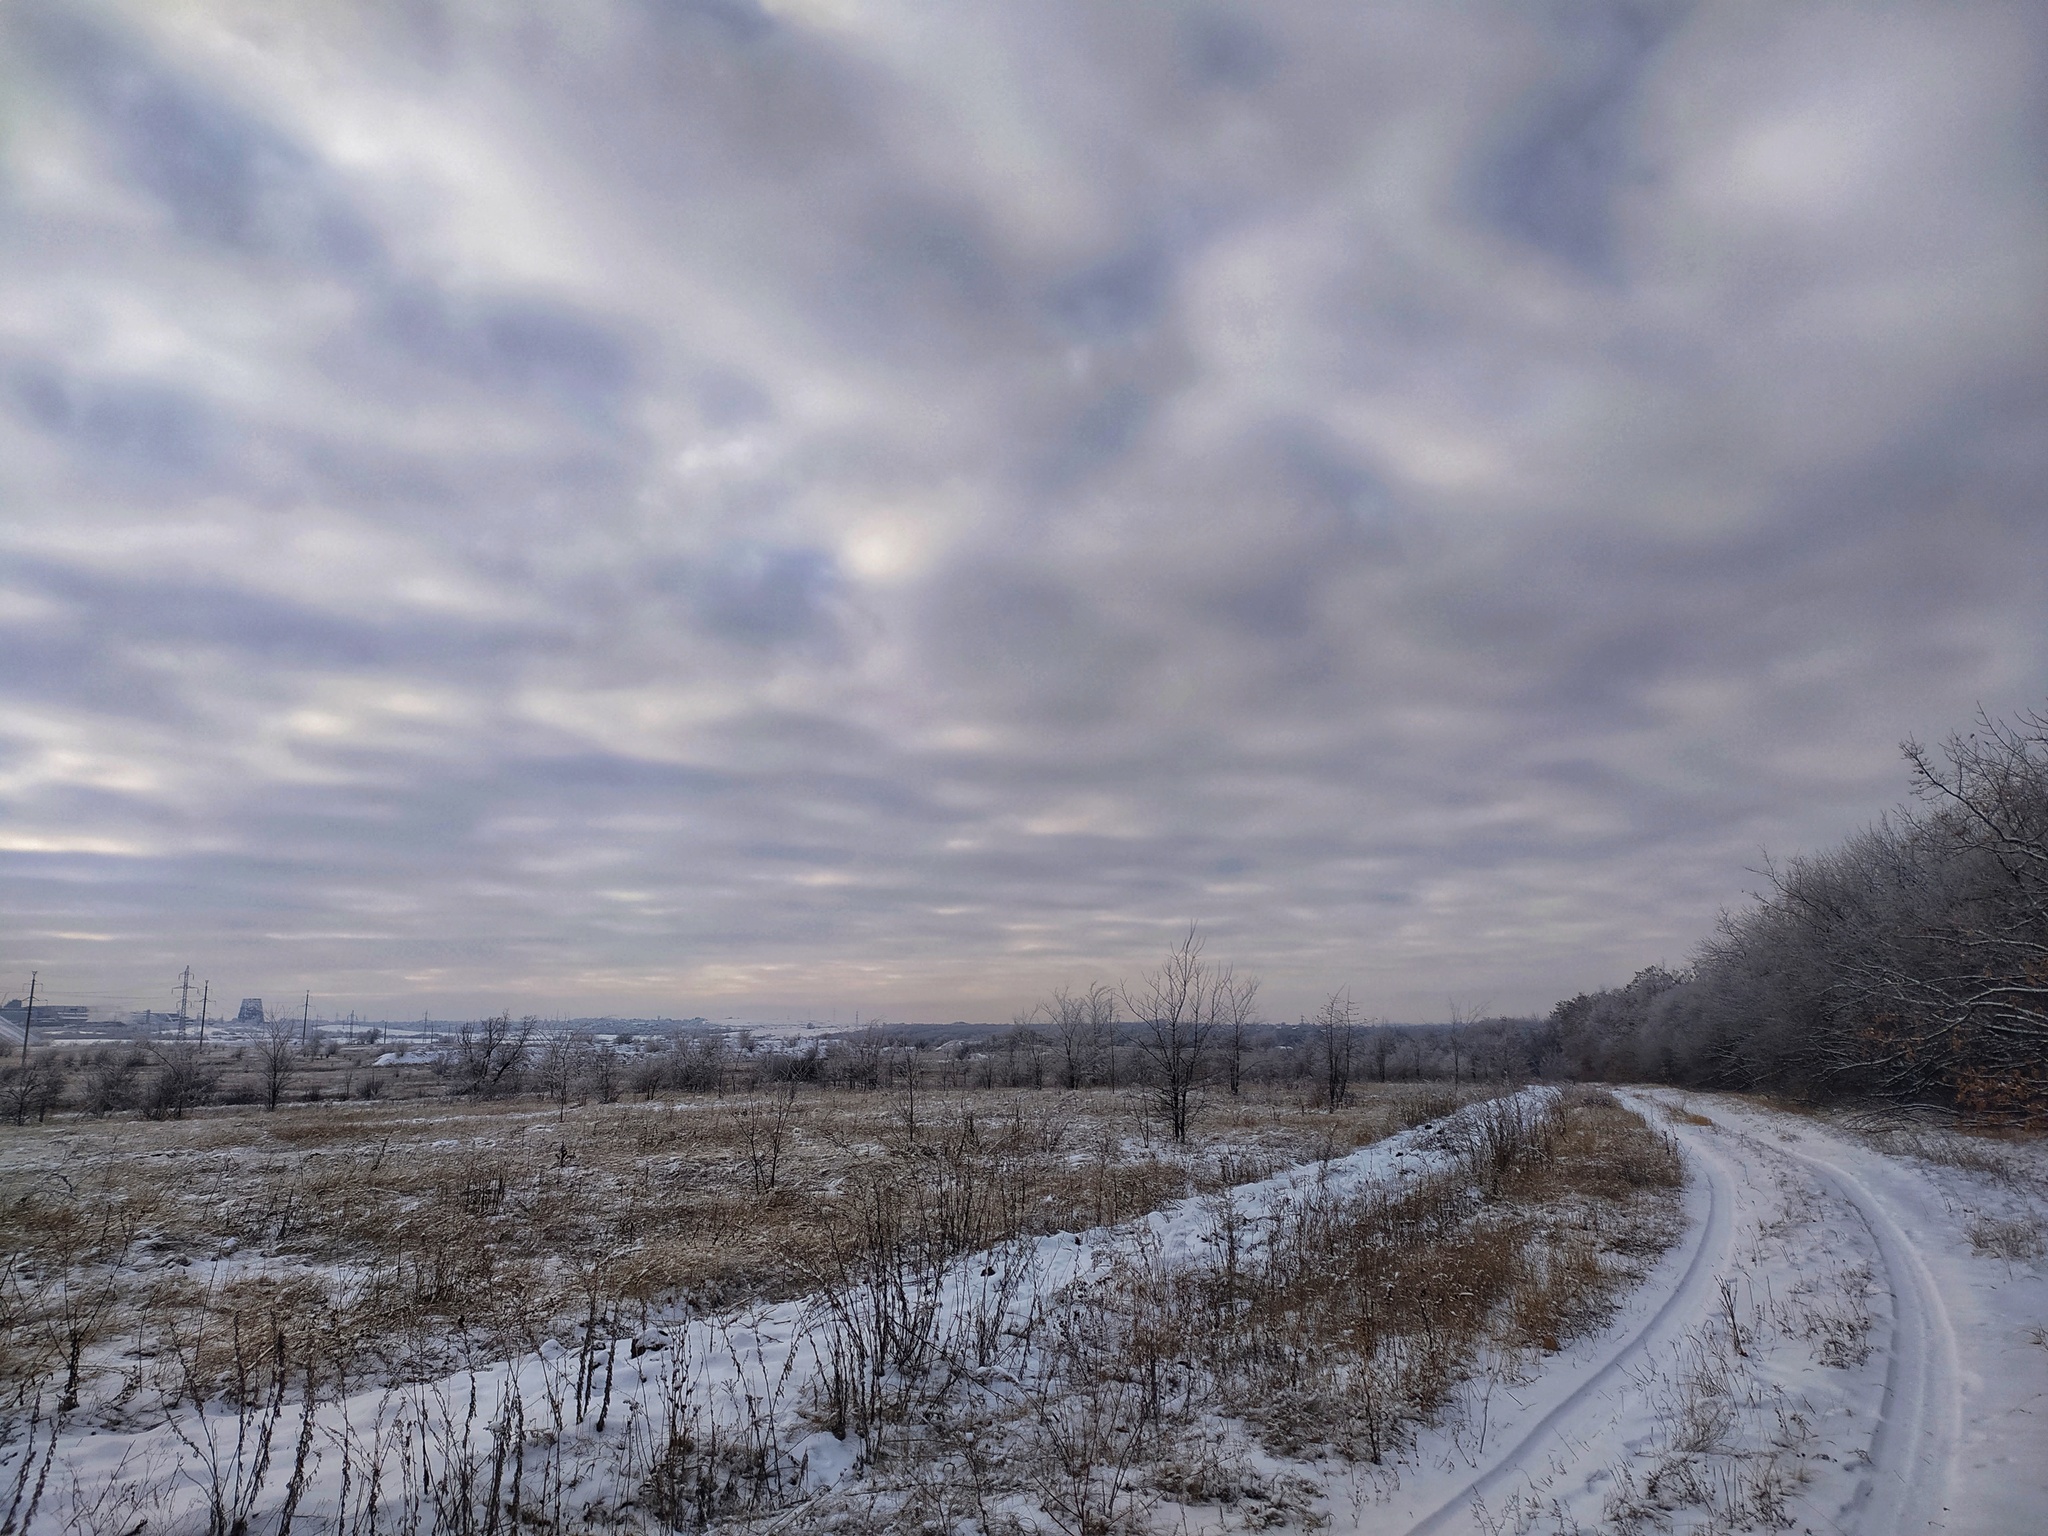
1733 1120 1962 1536
1390 1097 1963 1536
1393 1096 1737 1535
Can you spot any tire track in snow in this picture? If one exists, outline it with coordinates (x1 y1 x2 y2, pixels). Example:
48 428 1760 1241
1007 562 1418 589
1392 1095 1738 1535
1717 1113 1963 1536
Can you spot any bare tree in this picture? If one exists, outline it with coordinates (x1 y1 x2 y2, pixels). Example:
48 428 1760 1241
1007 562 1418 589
1899 708 2048 1114
734 1093 797 1195
256 1019 297 1111
78 1048 141 1114
1086 981 1118 1090
143 1043 215 1120
898 1043 921 1142
1316 990 1356 1109
1447 1000 1487 1086
537 1032 587 1117
1043 983 1116 1090
453 1014 533 1098
588 1042 621 1104
2 1058 60 1125
1122 927 1217 1142
1043 993 1080 1090
848 1022 885 1091
1216 971 1260 1097
1371 1021 1395 1083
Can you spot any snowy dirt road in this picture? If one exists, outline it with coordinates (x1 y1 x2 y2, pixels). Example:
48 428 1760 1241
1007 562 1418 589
1347 1093 2045 1536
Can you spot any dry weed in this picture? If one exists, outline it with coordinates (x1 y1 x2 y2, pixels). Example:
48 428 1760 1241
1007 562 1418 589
0 1085 1468 1437
1966 1213 2045 1261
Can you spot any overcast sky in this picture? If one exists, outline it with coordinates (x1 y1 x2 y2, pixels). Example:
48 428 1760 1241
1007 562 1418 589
3 0 2043 1025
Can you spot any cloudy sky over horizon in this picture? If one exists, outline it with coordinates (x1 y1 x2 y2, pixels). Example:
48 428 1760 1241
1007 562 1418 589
3 0 2044 1024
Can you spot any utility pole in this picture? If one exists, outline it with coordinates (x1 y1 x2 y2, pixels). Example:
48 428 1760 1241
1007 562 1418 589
176 966 193 1038
18 971 33 1067
301 991 311 1048
197 981 209 1048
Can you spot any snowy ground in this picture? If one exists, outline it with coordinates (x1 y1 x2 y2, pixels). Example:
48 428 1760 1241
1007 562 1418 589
1358 1091 2048 1536
6 1094 1501 1533
5 1091 2041 1534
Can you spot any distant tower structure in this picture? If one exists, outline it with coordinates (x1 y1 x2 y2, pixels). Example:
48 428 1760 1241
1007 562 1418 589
236 998 265 1024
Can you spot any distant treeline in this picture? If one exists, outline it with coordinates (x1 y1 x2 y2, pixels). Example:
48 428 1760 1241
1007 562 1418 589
10 708 2040 1126
1543 706 2048 1119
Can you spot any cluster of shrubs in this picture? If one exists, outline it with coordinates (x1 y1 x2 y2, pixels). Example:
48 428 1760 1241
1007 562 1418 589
2 1044 212 1123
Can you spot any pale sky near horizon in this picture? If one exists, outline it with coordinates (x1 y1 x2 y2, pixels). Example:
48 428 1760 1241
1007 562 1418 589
3 1 2044 1025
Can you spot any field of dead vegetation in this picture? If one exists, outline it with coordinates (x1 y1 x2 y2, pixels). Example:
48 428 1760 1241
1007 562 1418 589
0 1084 1466 1421
0 1082 1697 1534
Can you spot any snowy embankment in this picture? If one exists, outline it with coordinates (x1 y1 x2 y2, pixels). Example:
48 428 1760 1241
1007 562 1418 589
1357 1091 2047 1536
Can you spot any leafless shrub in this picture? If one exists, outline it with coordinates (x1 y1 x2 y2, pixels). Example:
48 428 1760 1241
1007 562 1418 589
142 1045 216 1120
732 1094 798 1198
807 1167 958 1453
256 1022 297 1112
1400 1084 1466 1125
1455 1092 1566 1194
1 1062 63 1127
55 1446 174 1536
74 1049 142 1116
450 1016 532 1099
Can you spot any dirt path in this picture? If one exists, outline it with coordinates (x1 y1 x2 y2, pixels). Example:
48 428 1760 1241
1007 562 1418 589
1764 1124 1961 1535
1361 1094 1736 1534
1363 1092 2040 1536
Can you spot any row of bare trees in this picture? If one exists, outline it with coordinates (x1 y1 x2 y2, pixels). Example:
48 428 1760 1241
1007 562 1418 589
1023 930 1367 1140
1548 705 2048 1117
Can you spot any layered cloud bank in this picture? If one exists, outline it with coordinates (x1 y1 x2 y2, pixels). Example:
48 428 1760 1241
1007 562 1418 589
3 1 2043 1020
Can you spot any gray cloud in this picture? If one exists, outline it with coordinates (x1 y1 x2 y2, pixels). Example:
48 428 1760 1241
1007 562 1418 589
1476 0 1687 277
2 0 2043 1023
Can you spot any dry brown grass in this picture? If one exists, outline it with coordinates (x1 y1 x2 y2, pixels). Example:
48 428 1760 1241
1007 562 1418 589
773 1089 1689 1534
1966 1213 2045 1260
1171 1089 1685 1465
0 1082 1475 1428
0 1085 1687 1535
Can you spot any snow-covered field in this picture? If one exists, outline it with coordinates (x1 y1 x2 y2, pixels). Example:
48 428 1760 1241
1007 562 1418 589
4 1090 2041 1534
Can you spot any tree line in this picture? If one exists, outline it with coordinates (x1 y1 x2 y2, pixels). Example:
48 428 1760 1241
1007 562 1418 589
1544 705 2048 1119
2 936 1541 1138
